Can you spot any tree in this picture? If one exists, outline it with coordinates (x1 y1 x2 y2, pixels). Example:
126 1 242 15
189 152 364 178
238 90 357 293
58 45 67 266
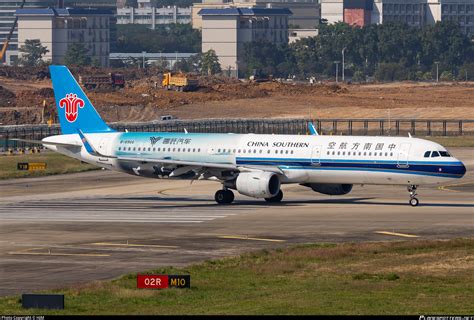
116 24 201 54
201 49 221 75
64 43 91 67
18 39 49 67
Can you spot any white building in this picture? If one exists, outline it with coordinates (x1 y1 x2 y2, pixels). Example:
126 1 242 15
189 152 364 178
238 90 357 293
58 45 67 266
199 7 292 77
320 0 474 35
117 6 192 28
193 0 319 29
16 7 113 66
289 28 318 42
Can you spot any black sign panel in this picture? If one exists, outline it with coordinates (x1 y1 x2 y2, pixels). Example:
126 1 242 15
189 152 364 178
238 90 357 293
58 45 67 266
22 294 64 309
168 275 191 288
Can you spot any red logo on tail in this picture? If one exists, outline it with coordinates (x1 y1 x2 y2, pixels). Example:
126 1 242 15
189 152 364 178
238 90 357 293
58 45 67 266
59 93 85 123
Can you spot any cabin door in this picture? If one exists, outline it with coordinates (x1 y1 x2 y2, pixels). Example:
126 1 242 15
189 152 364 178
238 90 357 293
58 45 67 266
311 145 322 166
397 143 411 168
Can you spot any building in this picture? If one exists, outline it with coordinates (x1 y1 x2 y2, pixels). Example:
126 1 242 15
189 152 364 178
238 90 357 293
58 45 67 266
289 28 318 42
192 0 319 29
199 7 291 77
0 0 118 65
16 7 113 66
0 0 57 64
117 6 192 28
320 0 474 35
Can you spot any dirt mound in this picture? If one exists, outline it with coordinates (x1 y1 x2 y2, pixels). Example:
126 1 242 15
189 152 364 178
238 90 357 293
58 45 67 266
0 85 16 107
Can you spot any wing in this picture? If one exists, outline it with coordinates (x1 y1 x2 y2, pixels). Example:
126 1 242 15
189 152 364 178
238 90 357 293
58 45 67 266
118 156 284 175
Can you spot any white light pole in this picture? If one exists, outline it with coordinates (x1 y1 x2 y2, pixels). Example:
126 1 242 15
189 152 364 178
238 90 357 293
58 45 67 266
435 61 440 83
334 61 340 83
342 47 346 82
142 51 146 69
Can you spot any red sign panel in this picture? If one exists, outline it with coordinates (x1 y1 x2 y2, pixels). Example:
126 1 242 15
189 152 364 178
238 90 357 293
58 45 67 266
137 274 169 289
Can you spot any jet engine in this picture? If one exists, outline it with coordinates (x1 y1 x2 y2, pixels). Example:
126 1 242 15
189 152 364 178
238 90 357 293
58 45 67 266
234 172 281 198
305 183 353 195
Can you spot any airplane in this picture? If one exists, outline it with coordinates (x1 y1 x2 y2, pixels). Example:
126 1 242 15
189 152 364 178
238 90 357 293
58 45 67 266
14 66 466 206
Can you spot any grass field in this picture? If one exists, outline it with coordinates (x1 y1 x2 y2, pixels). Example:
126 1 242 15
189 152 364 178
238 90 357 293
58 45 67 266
1 239 473 315
0 152 97 180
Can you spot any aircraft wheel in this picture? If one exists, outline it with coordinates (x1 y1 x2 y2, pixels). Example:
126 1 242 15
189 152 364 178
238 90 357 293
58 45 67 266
409 197 419 207
265 190 283 203
215 190 234 204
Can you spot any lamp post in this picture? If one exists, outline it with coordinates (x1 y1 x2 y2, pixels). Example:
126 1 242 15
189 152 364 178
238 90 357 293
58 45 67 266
435 61 440 83
334 61 340 83
142 51 146 69
342 47 346 82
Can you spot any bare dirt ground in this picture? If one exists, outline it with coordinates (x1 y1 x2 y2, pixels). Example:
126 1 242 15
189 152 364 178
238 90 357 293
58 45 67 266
0 71 473 125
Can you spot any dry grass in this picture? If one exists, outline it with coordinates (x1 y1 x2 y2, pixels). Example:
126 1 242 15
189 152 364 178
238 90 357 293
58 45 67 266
0 238 472 315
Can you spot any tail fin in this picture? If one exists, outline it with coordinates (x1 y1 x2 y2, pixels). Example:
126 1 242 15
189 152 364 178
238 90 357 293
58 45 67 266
50 65 114 135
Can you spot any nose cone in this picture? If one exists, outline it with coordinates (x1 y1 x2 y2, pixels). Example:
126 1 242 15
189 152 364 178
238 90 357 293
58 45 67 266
459 162 467 177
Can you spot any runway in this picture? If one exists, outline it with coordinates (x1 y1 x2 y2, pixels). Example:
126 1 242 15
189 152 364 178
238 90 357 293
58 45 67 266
0 147 472 297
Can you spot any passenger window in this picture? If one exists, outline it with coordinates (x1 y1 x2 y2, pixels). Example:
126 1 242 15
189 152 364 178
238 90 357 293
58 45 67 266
358 152 361 156
118 147 121 151
268 150 271 154
259 150 263 154
337 151 340 155
133 147 136 151
424 151 431 158
291 150 294 154
168 148 171 151
432 151 440 157
254 150 257 153
390 152 393 156
198 148 201 152
332 151 335 155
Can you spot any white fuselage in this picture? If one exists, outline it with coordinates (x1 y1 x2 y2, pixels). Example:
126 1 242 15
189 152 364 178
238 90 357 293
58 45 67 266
43 132 466 186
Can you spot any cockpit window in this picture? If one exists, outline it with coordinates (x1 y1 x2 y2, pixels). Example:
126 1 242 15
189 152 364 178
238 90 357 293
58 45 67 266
439 151 451 157
424 151 431 158
432 151 440 157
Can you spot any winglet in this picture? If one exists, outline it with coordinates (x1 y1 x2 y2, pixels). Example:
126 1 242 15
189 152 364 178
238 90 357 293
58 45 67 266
308 122 319 136
77 129 116 158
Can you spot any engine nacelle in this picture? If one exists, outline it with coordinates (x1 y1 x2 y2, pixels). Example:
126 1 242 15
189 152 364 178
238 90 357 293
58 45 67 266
306 183 353 195
235 172 281 198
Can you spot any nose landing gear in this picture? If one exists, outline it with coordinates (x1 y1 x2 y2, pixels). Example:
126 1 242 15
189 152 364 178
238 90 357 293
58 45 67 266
408 185 419 207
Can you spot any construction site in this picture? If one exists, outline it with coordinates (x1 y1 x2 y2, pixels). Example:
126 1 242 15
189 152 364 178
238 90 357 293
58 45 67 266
0 66 473 126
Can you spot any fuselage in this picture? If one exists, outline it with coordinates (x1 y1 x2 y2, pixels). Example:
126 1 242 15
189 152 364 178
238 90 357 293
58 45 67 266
44 131 466 186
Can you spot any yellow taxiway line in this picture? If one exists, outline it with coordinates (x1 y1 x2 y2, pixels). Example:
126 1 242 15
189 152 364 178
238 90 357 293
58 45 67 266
218 235 286 243
438 181 471 193
375 231 419 238
90 242 178 249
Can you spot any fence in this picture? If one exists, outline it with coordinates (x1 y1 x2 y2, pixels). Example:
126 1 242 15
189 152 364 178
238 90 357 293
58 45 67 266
1 118 473 150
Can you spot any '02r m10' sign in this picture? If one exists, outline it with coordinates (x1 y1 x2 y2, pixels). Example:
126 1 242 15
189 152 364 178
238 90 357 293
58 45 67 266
137 274 190 289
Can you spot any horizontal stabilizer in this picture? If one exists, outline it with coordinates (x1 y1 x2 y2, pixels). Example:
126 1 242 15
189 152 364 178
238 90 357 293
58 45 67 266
8 138 81 148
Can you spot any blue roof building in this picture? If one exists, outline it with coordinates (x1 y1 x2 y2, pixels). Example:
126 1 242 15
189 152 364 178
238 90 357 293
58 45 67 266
15 7 113 66
198 7 292 77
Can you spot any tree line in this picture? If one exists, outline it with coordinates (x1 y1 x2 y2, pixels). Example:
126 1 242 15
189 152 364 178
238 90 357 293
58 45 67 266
240 21 474 81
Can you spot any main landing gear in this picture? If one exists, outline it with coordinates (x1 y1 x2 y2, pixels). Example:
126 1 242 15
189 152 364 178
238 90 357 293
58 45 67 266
215 189 234 204
265 190 284 203
408 185 419 207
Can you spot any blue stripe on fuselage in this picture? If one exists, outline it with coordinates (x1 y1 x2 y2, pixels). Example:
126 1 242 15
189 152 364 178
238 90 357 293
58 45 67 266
236 157 466 178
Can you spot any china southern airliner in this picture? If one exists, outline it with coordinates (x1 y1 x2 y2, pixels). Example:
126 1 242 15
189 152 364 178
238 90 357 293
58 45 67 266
16 66 466 206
